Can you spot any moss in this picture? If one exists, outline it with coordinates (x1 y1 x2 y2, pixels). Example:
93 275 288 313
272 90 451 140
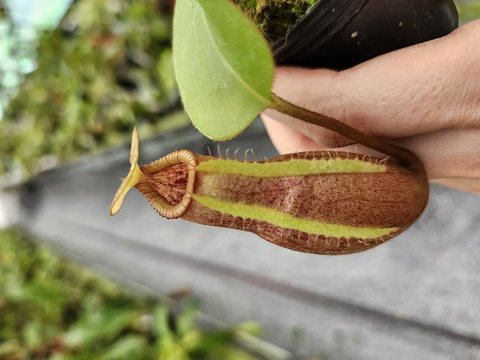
233 0 318 41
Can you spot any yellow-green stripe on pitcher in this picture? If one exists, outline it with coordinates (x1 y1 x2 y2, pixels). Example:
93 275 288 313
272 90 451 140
192 194 398 239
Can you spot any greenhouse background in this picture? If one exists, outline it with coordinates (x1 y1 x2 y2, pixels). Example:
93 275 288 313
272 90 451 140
1 1 480 359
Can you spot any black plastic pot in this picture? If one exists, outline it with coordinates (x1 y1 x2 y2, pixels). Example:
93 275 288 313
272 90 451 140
273 0 458 69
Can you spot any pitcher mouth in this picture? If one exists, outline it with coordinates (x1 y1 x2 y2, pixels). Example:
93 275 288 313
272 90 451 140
139 150 197 219
109 129 197 219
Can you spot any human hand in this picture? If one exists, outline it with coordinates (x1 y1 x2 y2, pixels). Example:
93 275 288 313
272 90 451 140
262 21 480 194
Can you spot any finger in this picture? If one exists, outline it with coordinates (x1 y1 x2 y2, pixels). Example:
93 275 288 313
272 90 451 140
433 178 480 195
263 115 330 153
263 67 357 148
394 128 480 180
264 115 402 159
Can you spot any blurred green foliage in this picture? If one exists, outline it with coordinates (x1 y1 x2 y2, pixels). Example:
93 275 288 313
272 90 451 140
0 0 185 179
0 228 265 359
457 1 480 22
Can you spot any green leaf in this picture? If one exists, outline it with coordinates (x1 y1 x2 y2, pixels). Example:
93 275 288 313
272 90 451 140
173 0 275 140
176 302 198 337
100 335 150 360
64 307 138 347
